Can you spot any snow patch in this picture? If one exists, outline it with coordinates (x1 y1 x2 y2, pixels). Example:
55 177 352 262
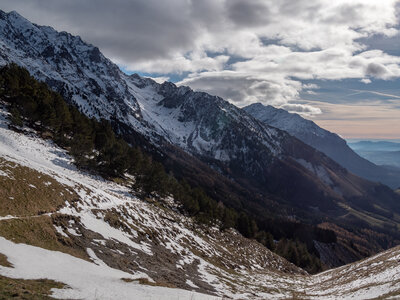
0 237 219 300
54 226 68 238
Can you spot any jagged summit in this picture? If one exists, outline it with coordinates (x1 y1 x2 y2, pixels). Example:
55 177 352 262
244 103 332 139
0 9 140 121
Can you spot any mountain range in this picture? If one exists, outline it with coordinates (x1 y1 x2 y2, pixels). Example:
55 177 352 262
348 141 400 169
350 141 400 152
1 8 400 279
244 103 400 189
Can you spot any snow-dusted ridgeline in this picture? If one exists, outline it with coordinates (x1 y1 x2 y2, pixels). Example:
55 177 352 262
0 10 400 299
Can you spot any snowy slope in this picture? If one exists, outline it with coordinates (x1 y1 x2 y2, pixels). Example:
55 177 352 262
244 103 400 189
0 237 217 300
0 106 399 299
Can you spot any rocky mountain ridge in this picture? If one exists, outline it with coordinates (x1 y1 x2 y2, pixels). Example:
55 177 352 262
244 103 400 189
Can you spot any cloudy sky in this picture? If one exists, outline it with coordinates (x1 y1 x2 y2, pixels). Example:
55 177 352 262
1 0 400 139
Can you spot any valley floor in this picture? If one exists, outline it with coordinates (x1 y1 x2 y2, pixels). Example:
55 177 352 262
0 108 399 299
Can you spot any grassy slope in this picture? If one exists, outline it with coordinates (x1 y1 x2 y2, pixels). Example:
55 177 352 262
0 155 303 298
0 157 88 260
0 157 76 217
0 158 87 299
0 153 400 298
0 276 64 300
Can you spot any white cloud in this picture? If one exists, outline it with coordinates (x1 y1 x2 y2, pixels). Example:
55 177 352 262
128 52 230 74
280 103 322 117
360 78 372 84
149 76 169 84
303 83 320 90
178 71 302 107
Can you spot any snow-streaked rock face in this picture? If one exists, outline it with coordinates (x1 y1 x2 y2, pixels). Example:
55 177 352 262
127 79 283 159
0 9 141 121
244 103 400 189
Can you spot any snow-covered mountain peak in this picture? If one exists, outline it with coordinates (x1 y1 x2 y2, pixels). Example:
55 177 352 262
129 73 158 89
244 103 331 139
0 10 31 29
0 9 141 122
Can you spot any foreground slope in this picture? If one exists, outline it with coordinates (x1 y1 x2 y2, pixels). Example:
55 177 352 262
0 107 302 299
0 106 399 299
244 103 400 189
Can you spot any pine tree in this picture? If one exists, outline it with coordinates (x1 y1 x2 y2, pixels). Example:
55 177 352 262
8 105 23 126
